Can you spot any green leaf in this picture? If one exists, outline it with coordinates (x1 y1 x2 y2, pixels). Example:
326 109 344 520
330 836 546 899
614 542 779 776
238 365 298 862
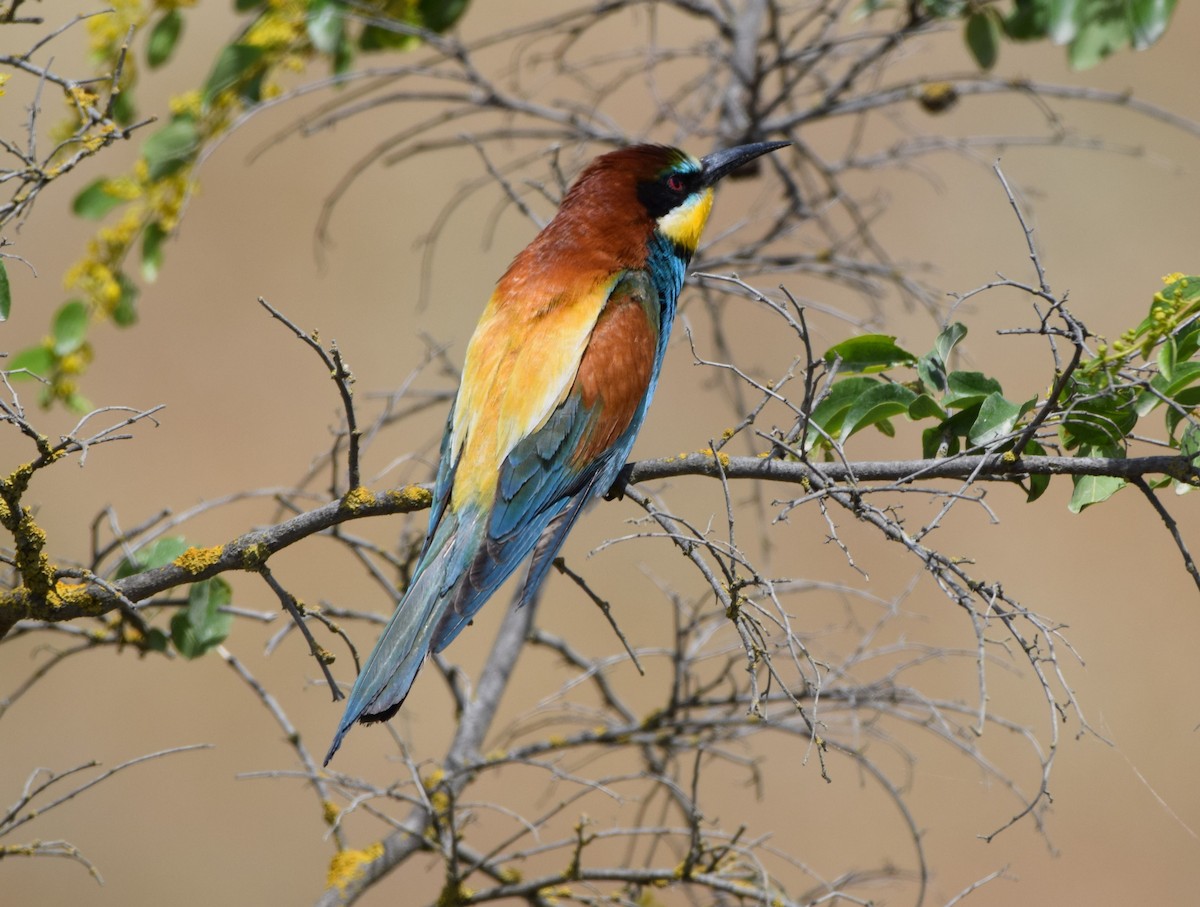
1165 386 1200 440
52 300 89 355
1021 439 1052 503
839 382 918 442
1047 0 1081 44
112 271 140 327
0 258 9 322
923 424 957 459
934 321 968 364
1174 422 1200 495
1068 444 1126 513
147 8 184 68
418 0 470 32
234 0 265 10
909 393 948 421
1137 361 1200 416
333 31 355 74
918 322 967 394
1158 334 1178 382
917 352 946 395
943 371 1003 409
142 118 199 180
142 222 167 283
1068 14 1130 69
115 536 190 578
307 0 344 54
143 628 170 653
806 376 881 447
1130 0 1177 49
204 43 265 104
65 391 93 414
72 179 127 220
924 405 982 458
359 22 420 52
968 392 1026 447
965 11 1000 69
7 344 53 378
1004 0 1050 39
1062 379 1138 448
171 577 233 659
1175 317 1200 363
111 88 137 126
823 334 917 374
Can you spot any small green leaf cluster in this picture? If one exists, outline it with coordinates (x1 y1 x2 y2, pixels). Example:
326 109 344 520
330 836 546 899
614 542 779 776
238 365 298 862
114 536 233 659
809 274 1200 511
9 0 470 408
860 0 1179 71
813 325 1042 492
1071 273 1200 505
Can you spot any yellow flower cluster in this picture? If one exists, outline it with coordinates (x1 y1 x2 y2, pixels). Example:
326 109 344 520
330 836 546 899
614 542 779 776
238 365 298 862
86 0 148 57
145 166 191 233
62 159 194 318
169 89 203 117
1092 273 1198 367
245 3 306 49
64 257 122 312
64 207 142 314
0 74 10 97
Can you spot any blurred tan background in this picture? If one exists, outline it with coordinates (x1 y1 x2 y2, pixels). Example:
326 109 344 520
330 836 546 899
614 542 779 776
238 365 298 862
2 2 1200 905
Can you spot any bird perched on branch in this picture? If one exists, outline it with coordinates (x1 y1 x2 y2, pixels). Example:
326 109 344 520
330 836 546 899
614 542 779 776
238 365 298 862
325 140 788 763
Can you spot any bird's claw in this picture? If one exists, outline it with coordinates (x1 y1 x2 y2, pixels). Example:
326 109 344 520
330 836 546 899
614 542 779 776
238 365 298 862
604 463 635 501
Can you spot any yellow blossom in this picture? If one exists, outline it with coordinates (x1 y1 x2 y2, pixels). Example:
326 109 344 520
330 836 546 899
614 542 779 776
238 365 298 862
245 13 303 49
64 257 115 305
169 90 203 117
68 86 99 110
98 208 143 254
59 346 94 375
104 176 144 201
0 74 10 97
86 0 147 56
146 170 192 233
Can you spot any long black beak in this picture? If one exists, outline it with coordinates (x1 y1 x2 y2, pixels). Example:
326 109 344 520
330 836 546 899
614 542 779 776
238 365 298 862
700 140 790 186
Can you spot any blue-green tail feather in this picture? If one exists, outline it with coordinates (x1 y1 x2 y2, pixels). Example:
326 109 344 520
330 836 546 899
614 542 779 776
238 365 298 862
324 509 485 765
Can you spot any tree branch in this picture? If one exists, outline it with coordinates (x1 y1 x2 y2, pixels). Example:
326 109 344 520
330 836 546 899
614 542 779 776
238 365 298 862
4 451 1192 637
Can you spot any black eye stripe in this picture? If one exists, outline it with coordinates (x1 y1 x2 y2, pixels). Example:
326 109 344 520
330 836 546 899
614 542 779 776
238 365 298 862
637 170 700 218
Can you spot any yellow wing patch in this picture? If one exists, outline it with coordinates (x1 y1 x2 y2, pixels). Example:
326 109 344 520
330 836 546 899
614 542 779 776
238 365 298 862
449 271 623 509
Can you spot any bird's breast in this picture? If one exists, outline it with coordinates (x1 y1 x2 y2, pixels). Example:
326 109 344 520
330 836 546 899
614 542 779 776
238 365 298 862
570 275 659 465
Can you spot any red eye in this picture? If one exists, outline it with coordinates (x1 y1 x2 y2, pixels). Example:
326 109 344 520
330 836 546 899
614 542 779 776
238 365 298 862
666 175 685 192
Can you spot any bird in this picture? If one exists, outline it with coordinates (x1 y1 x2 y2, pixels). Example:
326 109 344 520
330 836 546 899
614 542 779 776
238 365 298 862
325 140 788 764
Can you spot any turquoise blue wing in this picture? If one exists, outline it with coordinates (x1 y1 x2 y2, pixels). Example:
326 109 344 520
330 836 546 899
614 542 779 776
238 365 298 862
430 270 662 651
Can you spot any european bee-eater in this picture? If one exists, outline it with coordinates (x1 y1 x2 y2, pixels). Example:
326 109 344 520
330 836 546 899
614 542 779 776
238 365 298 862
325 140 788 763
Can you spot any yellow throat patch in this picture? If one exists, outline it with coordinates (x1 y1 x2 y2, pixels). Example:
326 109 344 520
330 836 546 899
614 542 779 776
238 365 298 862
655 187 714 255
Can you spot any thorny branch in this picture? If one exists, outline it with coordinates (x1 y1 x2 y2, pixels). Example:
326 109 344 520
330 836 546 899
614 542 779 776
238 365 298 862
0 14 152 230
4 3 1200 907
0 745 210 881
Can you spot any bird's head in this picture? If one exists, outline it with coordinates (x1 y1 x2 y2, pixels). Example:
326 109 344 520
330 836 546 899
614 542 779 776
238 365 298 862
550 141 789 265
634 141 790 257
